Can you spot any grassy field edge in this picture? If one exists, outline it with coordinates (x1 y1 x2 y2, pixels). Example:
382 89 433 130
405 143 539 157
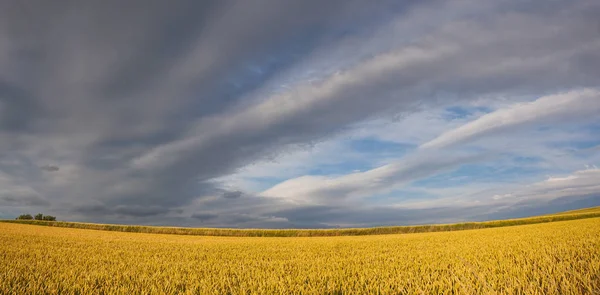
2 206 599 237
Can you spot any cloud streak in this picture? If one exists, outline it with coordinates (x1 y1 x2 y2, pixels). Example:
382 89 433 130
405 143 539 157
261 152 483 204
421 89 600 149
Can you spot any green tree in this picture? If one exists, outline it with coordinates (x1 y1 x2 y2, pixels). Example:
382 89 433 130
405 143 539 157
16 214 33 220
42 215 56 221
34 213 44 220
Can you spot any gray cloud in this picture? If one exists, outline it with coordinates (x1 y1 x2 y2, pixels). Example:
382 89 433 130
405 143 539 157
251 193 600 228
0 193 49 207
40 165 59 172
0 80 41 132
0 0 598 225
183 193 600 228
70 203 179 218
1 0 417 212
470 194 600 221
222 190 243 199
190 213 219 222
113 205 177 217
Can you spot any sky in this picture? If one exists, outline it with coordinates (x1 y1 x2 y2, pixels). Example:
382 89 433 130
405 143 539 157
1 0 599 228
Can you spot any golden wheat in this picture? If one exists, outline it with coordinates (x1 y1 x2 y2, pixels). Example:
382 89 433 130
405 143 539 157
1 216 599 294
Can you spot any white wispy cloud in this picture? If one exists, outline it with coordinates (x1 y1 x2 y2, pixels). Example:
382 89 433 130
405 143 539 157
260 152 483 204
395 167 600 210
420 89 600 149
513 168 600 200
258 87 600 206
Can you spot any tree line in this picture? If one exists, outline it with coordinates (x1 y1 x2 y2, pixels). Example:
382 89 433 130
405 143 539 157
16 213 56 221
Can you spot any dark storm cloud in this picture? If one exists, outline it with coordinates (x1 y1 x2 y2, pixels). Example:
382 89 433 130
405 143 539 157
1 0 421 215
0 0 598 225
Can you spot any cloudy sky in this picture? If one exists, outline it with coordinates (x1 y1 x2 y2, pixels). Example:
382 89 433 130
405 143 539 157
1 0 599 228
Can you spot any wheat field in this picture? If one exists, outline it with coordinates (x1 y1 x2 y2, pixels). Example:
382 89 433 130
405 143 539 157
2 215 600 294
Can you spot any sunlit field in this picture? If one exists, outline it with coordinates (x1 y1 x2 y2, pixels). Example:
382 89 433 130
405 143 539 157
2 212 599 294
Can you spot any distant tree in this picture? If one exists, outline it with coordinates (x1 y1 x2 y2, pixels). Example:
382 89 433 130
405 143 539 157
34 213 44 220
42 215 56 221
16 214 33 220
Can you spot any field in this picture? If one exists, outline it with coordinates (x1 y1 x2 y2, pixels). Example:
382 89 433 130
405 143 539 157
4 206 600 237
1 211 600 294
